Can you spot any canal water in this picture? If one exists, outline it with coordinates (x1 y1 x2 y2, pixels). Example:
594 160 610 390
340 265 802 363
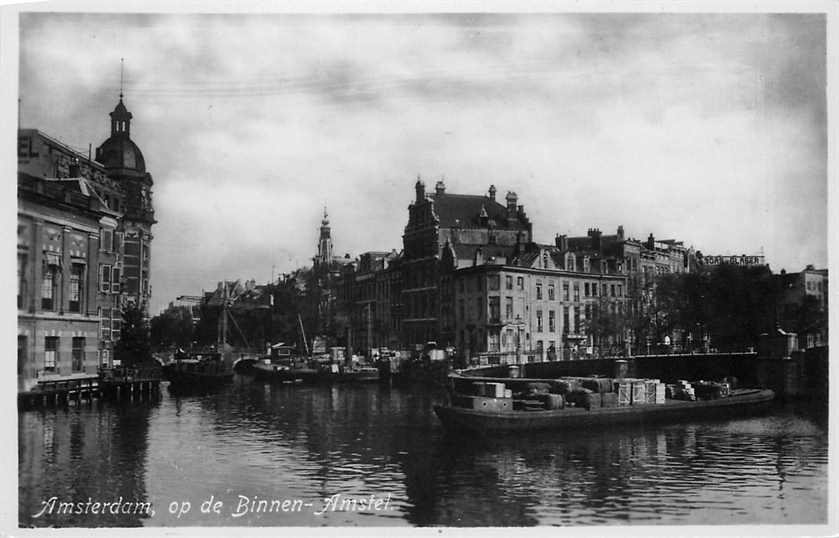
19 376 829 527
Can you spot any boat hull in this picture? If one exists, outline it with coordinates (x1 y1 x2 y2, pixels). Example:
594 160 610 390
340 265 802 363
434 389 775 434
251 364 321 384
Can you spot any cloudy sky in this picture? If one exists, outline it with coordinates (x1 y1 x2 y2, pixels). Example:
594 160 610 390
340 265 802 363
17 12 827 314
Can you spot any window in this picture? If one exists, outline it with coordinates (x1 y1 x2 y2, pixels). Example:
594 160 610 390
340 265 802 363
611 284 616 297
573 283 580 302
111 266 121 294
574 307 580 334
72 337 85 372
617 284 622 297
505 297 513 320
562 282 570 301
584 282 590 297
69 263 84 313
18 335 26 375
536 340 544 354
549 310 556 332
488 275 500 291
505 275 513 290
17 254 27 309
112 315 121 342
563 307 569 334
101 308 112 341
100 229 113 252
536 282 543 300
488 331 500 352
548 284 555 301
489 297 500 322
475 297 482 320
99 264 112 293
44 336 58 372
101 349 110 367
41 264 58 311
602 283 607 296
114 231 124 253
592 283 598 296
516 276 524 290
536 310 543 332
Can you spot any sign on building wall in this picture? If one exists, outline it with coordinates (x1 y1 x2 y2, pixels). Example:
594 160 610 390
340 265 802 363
703 255 766 267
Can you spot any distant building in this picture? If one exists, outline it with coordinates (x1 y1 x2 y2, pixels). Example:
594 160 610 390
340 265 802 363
17 93 155 391
337 250 402 354
777 265 828 349
557 227 697 328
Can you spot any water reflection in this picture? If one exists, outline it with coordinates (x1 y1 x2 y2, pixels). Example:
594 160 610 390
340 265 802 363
19 377 828 527
19 401 156 527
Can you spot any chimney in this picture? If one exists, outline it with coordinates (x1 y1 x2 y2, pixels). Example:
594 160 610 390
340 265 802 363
488 185 497 201
589 228 602 251
68 158 81 178
435 179 446 196
556 234 568 251
506 191 518 219
617 225 624 240
415 177 425 202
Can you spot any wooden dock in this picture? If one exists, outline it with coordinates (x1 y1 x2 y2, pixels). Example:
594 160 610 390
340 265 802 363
18 366 162 409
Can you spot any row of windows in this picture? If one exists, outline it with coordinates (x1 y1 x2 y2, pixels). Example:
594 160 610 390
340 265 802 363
20 335 87 373
18 254 123 313
463 274 624 300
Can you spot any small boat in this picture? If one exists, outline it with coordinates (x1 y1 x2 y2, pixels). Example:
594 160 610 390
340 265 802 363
319 363 381 383
163 351 234 393
251 342 321 384
252 357 321 384
434 371 775 435
165 282 236 392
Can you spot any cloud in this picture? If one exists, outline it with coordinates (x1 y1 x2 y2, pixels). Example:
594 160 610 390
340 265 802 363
18 13 827 313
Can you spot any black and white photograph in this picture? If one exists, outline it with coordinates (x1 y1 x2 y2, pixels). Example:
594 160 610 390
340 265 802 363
4 2 836 533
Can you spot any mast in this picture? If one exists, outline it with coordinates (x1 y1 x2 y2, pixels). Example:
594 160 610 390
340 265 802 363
219 281 228 352
298 314 309 356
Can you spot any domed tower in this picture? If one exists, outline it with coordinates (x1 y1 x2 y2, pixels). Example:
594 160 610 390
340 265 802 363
95 93 155 313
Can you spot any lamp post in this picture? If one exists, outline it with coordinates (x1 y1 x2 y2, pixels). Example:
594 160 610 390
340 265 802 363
514 314 524 364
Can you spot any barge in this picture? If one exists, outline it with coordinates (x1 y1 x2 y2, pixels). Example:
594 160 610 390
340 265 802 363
434 370 775 434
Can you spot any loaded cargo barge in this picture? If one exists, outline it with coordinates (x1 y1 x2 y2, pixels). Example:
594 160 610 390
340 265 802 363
434 369 775 434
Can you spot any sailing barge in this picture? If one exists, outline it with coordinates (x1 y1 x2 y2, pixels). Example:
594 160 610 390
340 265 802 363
434 369 775 434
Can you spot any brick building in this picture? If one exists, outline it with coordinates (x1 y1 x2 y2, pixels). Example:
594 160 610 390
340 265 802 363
17 95 154 391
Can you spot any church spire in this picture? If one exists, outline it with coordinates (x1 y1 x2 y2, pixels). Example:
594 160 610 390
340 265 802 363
315 205 333 267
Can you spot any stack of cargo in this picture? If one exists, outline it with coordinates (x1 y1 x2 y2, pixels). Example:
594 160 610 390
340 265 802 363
655 382 666 404
666 380 696 401
692 380 731 400
471 381 507 398
615 380 632 407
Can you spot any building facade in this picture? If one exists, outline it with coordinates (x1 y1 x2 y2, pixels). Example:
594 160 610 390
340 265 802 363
778 265 829 349
448 243 629 363
401 179 533 349
17 95 154 391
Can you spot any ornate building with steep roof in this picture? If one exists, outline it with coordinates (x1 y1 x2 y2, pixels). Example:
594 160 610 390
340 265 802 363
17 92 155 390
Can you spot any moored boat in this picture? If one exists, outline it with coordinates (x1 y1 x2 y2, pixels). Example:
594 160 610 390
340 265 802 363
434 371 775 434
163 351 234 393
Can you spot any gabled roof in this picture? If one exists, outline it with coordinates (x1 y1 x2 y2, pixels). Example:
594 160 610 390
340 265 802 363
432 193 511 228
